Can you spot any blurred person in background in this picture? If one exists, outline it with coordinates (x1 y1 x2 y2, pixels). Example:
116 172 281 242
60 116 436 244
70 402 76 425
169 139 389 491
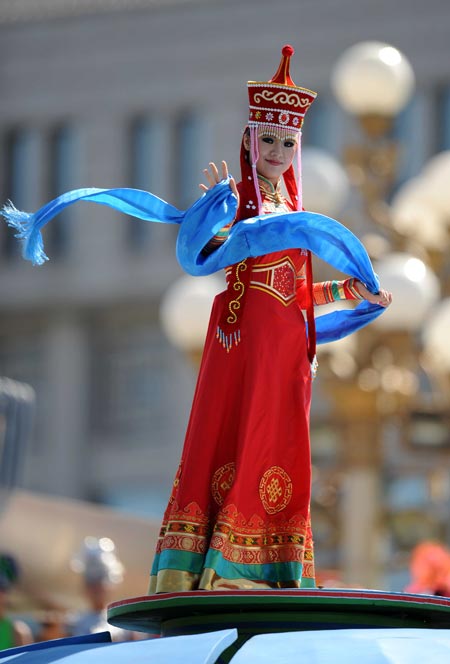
70 536 133 641
35 610 69 643
405 541 450 597
0 554 33 650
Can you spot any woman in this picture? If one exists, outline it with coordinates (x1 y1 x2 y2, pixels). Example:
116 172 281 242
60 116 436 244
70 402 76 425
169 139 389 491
148 46 391 592
1 44 391 594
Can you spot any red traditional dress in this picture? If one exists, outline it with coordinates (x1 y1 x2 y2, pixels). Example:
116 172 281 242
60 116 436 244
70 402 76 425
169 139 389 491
149 177 361 592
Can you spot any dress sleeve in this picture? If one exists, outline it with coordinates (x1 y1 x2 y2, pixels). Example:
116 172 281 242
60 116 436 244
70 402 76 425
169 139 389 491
297 264 363 306
201 220 235 256
312 277 363 305
201 179 251 256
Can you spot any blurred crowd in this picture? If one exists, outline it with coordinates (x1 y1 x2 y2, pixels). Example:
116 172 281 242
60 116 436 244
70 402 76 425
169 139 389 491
0 537 148 651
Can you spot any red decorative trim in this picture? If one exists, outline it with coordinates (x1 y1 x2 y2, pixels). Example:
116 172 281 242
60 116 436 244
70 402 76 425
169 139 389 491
109 588 450 610
155 501 209 555
155 500 309 566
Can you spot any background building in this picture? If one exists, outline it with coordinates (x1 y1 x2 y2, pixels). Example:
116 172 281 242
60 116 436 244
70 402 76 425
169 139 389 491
0 0 449 591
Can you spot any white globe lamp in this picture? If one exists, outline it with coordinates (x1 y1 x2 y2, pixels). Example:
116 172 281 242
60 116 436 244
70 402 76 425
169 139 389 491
302 147 351 217
331 41 415 118
160 274 225 358
391 178 448 250
423 298 450 373
373 253 440 332
420 151 450 218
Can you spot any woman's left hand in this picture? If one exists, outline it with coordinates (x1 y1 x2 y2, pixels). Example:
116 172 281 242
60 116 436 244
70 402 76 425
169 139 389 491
199 161 239 199
355 280 392 307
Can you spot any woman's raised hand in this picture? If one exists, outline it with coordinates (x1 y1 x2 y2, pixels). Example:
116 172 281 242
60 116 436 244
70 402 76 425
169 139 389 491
199 160 239 199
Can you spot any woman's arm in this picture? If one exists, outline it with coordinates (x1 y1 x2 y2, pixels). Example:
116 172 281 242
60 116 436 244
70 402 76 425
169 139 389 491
298 264 392 308
312 278 363 305
312 277 392 307
200 161 239 257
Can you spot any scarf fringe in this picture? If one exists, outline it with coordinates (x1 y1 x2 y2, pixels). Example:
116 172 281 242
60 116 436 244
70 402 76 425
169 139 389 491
1 186 185 267
2 202 47 265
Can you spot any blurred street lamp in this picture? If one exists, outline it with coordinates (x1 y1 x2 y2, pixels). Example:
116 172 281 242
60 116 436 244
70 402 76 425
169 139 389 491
391 152 450 267
331 42 415 122
302 147 351 217
373 253 440 333
159 273 225 365
313 41 450 589
331 42 415 232
423 298 450 376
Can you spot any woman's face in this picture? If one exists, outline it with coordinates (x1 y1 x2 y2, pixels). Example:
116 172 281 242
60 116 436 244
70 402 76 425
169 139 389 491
245 133 298 185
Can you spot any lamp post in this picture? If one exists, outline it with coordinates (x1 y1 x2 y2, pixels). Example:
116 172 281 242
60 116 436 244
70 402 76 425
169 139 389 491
324 41 450 589
325 41 449 588
391 151 450 274
331 41 415 234
331 42 415 121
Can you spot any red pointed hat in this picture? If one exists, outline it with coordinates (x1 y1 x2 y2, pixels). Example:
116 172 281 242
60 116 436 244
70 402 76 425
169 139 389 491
247 45 317 137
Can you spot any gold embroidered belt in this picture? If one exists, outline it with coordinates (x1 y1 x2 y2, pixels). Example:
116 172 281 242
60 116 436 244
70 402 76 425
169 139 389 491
220 257 298 351
247 257 297 305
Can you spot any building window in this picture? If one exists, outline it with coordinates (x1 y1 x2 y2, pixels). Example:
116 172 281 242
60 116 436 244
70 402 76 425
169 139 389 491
130 117 158 192
45 125 79 260
0 124 79 262
90 317 171 438
126 113 206 250
436 85 450 151
0 330 46 451
0 128 36 260
174 111 206 209
393 94 430 186
126 117 158 252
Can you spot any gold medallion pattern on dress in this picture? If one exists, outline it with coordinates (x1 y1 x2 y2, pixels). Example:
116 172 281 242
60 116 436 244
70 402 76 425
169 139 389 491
259 466 293 514
211 462 236 505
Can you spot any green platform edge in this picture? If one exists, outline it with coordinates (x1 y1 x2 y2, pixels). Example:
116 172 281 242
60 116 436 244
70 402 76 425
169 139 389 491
108 591 450 636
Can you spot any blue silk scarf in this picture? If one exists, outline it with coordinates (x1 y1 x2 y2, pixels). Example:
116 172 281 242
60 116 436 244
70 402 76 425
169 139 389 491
1 177 385 343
